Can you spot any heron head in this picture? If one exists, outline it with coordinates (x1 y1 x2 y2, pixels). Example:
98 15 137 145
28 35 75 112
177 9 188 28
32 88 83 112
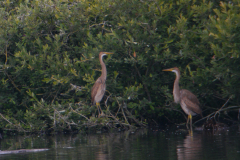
99 52 113 59
99 52 113 56
162 67 180 75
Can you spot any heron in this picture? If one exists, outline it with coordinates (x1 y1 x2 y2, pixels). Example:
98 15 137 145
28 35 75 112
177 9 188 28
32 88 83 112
163 67 202 128
91 52 113 117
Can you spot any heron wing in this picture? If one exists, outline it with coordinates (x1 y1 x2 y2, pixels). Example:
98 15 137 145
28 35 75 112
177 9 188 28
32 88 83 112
91 78 106 104
180 89 200 105
180 89 202 115
181 96 202 115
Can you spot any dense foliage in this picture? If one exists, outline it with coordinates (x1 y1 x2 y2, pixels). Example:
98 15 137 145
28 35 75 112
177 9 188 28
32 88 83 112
0 0 239 132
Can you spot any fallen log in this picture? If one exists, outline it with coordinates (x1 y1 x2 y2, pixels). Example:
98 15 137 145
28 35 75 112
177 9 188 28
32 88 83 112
0 148 49 155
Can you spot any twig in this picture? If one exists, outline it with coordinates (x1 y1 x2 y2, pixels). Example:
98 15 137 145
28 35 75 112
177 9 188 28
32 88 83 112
193 116 208 125
123 107 147 127
195 101 239 125
0 113 26 132
213 96 231 121
5 42 8 65
121 104 129 125
70 107 89 121
114 96 122 117
152 119 158 126
53 109 56 128
104 93 112 109
153 0 162 16
107 109 132 129
51 80 64 104
107 115 131 128
70 83 82 91
4 70 21 93
53 108 69 127
0 113 13 124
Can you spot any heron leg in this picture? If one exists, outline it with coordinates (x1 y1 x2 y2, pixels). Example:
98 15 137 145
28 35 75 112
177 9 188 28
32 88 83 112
189 127 193 137
99 105 105 117
189 114 192 129
96 102 105 117
96 102 101 117
187 114 193 136
186 115 190 128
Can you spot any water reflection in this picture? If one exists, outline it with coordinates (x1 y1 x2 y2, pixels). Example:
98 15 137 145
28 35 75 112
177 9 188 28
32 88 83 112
0 127 240 160
177 132 202 160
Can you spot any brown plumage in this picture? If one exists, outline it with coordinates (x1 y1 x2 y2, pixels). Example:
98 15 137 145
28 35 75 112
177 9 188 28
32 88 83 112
163 67 202 128
91 52 113 117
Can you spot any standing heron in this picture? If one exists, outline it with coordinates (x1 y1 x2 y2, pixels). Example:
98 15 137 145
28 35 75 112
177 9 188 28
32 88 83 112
91 52 113 117
163 67 202 128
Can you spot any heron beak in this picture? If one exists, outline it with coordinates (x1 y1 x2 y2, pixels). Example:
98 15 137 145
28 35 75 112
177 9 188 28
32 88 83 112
104 52 113 55
162 68 174 72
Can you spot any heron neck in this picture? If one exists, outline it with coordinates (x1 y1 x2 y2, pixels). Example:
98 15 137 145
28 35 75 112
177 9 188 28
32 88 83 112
100 55 107 81
173 71 180 103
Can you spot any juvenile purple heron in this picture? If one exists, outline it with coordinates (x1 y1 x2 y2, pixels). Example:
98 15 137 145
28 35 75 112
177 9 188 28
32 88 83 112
163 67 202 128
91 52 113 117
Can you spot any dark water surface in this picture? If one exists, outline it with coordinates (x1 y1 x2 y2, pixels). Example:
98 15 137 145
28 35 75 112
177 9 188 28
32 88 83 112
1 126 240 160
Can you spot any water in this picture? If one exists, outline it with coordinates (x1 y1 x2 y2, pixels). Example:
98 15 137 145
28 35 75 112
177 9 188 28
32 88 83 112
0 126 240 160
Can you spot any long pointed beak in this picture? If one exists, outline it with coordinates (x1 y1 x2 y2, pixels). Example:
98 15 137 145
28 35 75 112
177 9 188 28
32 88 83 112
162 68 174 72
104 52 113 55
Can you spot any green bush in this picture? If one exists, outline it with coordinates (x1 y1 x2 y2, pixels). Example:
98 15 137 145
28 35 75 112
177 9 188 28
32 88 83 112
0 0 239 132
